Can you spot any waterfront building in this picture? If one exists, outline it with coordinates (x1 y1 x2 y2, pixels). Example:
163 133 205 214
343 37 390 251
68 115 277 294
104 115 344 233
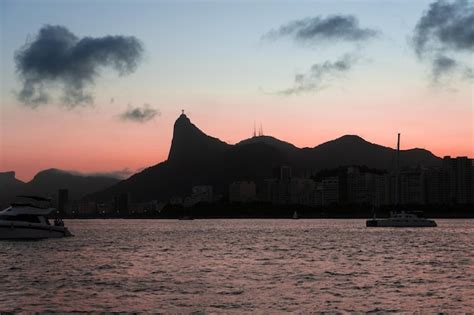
114 193 130 215
184 185 214 207
229 181 256 203
442 156 473 204
322 177 339 206
57 188 69 215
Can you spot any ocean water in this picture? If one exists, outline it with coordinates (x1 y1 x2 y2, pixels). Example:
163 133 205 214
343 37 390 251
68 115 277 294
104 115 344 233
0 219 473 313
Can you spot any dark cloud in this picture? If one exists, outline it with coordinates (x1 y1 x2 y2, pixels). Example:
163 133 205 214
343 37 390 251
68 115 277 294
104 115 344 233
281 54 357 95
263 15 375 94
120 104 160 122
264 15 378 44
15 25 143 107
465 67 474 79
412 0 474 81
432 54 458 80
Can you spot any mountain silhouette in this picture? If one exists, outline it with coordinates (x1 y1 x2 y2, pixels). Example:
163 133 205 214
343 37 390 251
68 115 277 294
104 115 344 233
168 113 231 164
0 171 25 207
0 169 121 206
303 135 439 170
89 113 441 203
237 136 299 153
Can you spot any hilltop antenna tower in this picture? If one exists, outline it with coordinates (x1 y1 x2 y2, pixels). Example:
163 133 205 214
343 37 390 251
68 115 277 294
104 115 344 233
253 121 256 138
258 123 263 136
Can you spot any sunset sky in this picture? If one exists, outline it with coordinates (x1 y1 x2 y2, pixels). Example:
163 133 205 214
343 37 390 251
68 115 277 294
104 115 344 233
1 0 473 181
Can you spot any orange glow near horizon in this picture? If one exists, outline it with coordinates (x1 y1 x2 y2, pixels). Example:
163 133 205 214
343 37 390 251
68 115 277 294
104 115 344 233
1 99 472 182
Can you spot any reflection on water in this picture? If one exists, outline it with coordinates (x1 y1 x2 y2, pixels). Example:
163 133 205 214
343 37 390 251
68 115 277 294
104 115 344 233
0 219 473 312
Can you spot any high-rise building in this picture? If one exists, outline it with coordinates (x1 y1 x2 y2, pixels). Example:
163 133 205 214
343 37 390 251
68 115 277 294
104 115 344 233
322 177 339 206
57 189 69 215
423 168 444 205
229 181 256 203
184 185 214 207
347 167 377 204
114 193 130 215
289 178 316 206
399 170 425 205
442 156 472 204
273 165 292 182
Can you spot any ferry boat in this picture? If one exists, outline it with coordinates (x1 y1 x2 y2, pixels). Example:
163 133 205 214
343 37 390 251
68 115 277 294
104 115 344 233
366 211 437 227
0 196 73 240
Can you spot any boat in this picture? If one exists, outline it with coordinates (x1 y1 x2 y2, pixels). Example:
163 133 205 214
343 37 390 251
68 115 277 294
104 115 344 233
178 215 194 220
366 210 437 227
0 196 73 240
366 133 437 228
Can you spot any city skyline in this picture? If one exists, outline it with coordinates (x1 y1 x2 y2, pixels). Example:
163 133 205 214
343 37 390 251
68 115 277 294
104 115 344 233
3 112 471 215
1 0 473 181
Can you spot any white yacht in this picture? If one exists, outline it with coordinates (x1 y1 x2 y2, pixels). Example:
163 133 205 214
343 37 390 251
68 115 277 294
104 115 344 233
0 196 73 240
366 211 437 227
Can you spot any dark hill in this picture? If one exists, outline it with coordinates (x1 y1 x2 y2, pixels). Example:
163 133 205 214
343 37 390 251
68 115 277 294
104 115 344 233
301 135 440 171
237 136 298 153
0 171 25 207
88 114 442 203
20 169 120 201
92 116 289 202
168 113 231 164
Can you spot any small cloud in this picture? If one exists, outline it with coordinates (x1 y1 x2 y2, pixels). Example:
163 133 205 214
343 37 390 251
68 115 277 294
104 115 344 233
65 167 136 179
263 15 379 45
280 54 358 95
432 54 458 81
15 25 144 108
464 67 474 80
86 168 135 179
120 103 160 123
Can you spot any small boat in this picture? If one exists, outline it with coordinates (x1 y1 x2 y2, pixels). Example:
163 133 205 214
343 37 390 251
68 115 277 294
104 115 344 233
178 215 194 220
366 210 437 227
0 196 73 240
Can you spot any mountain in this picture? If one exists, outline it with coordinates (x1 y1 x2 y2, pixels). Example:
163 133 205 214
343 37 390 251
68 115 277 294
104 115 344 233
89 113 441 202
0 171 24 188
20 169 121 200
302 135 440 171
168 113 231 163
237 136 298 154
91 114 288 201
0 169 121 207
0 171 26 207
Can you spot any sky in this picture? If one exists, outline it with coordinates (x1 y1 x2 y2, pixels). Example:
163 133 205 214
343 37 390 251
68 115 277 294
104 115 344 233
1 0 473 182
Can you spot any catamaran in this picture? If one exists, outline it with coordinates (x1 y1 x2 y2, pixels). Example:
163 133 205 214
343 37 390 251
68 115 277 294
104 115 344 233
366 210 437 227
366 134 437 228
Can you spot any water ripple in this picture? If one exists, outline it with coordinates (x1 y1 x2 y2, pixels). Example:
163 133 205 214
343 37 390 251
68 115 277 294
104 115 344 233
0 219 473 312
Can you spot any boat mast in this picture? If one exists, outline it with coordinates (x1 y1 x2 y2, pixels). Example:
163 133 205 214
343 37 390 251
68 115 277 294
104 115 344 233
396 133 401 207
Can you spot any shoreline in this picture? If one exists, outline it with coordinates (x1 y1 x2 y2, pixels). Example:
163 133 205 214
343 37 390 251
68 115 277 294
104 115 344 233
62 215 474 220
61 202 474 219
